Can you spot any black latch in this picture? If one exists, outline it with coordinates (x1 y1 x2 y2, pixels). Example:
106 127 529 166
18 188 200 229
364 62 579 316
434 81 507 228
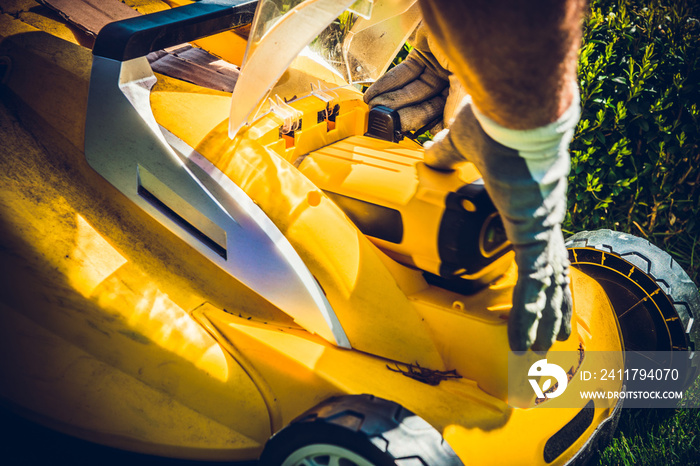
365 106 403 143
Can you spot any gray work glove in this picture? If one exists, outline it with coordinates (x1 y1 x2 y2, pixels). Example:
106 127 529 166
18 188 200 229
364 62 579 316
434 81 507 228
363 47 450 133
424 96 578 352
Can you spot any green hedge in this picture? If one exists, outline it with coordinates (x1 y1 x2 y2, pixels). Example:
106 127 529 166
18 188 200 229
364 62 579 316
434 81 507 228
567 0 700 283
573 3 700 463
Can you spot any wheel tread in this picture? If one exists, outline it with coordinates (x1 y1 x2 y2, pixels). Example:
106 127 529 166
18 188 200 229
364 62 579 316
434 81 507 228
566 229 700 381
260 395 464 466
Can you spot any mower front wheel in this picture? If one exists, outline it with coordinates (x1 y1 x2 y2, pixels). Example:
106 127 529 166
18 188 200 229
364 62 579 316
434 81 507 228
258 394 463 466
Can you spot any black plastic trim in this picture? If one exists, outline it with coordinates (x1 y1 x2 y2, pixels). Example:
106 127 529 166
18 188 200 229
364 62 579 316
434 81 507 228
138 185 227 259
325 191 403 244
544 400 595 463
564 398 622 466
92 0 257 61
364 106 402 143
437 181 510 277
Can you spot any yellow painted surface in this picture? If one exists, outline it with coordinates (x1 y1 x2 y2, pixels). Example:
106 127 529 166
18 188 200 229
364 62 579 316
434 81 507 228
125 0 171 15
16 10 89 45
199 291 622 466
0 11 39 40
150 75 232 147
0 0 39 15
0 92 272 459
193 31 249 67
194 122 445 367
0 23 91 149
199 304 511 435
298 135 500 277
0 303 263 460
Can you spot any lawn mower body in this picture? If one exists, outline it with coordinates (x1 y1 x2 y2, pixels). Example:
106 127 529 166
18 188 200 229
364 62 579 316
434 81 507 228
1 0 689 464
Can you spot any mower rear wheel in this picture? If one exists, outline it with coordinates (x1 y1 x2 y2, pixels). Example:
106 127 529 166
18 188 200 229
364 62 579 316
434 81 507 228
278 444 375 466
566 229 699 384
258 394 463 466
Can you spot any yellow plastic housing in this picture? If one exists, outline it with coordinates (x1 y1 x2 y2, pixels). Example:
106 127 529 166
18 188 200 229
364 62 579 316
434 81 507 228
297 134 512 284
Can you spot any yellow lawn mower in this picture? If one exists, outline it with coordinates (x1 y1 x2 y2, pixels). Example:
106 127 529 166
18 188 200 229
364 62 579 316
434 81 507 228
0 0 697 465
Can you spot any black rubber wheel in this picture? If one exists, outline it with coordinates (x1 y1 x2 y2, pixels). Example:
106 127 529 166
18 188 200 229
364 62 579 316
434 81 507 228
258 394 463 466
566 229 700 385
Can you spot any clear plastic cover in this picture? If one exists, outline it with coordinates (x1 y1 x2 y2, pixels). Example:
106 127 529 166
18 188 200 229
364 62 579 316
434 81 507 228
229 0 418 137
333 0 421 83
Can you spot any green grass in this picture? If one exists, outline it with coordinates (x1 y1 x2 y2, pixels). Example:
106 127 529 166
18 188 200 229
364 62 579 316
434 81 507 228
598 409 700 465
595 376 700 465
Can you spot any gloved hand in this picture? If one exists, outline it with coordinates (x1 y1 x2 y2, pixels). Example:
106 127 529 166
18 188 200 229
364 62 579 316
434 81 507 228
424 96 578 352
363 47 450 133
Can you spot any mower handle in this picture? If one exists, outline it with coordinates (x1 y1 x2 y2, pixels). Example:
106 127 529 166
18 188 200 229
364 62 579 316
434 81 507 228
92 0 257 62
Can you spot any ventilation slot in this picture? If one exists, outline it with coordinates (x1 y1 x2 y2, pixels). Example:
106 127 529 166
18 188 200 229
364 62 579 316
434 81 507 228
543 400 595 463
137 165 227 259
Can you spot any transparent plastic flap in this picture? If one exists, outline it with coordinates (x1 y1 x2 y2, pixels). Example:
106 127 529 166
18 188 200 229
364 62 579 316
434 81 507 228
229 0 357 137
228 0 418 137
